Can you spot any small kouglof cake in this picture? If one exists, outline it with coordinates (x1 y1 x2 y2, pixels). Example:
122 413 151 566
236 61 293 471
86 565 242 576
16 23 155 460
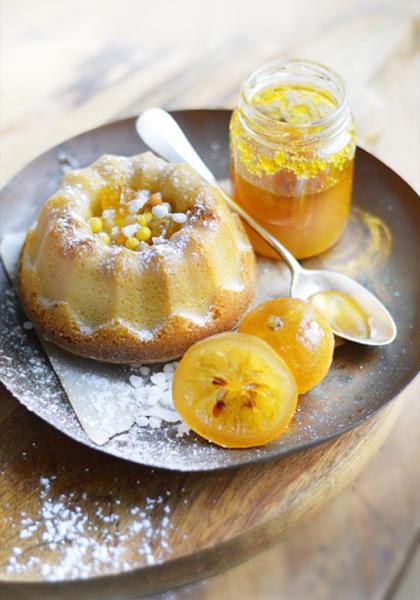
18 152 256 363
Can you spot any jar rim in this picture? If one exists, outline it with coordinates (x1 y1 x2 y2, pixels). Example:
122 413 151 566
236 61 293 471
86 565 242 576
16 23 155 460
239 58 350 135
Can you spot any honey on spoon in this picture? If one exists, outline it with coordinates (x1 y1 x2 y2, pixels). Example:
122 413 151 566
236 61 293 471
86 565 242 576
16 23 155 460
309 290 372 340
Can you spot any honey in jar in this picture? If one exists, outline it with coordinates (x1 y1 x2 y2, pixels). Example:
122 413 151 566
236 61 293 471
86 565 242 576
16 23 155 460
230 59 356 259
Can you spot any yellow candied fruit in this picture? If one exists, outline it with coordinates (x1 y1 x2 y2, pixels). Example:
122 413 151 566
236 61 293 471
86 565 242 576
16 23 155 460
114 217 127 228
125 237 140 250
239 298 334 394
136 226 152 242
88 217 103 233
98 232 110 245
148 192 162 207
136 212 153 226
172 332 298 448
114 232 126 245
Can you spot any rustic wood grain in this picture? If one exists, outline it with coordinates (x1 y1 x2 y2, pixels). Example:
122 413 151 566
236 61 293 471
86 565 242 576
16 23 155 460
163 383 419 600
0 0 419 598
0 384 408 599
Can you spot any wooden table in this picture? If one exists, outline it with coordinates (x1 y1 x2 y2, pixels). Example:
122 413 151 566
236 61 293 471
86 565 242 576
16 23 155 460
1 1 419 598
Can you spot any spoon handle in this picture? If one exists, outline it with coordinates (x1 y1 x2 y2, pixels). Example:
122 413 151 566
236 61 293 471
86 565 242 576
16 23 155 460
136 108 216 184
215 187 301 274
136 108 302 275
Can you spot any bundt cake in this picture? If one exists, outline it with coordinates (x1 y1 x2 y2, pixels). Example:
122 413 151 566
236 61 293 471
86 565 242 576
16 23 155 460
18 152 256 363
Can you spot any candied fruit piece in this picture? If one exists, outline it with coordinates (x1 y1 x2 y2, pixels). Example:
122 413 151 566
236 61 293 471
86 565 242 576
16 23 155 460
239 298 334 394
98 232 110 245
114 232 126 245
173 332 297 448
125 237 140 250
136 212 153 226
88 217 103 233
148 192 163 207
136 226 152 242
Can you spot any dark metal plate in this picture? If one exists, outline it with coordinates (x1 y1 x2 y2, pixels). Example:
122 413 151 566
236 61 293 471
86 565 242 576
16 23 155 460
0 110 418 471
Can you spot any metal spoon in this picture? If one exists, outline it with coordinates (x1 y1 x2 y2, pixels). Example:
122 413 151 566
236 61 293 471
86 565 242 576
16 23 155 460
136 108 397 346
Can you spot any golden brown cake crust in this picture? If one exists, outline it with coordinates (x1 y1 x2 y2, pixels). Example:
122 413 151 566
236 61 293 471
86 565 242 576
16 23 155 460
18 253 255 364
18 152 256 364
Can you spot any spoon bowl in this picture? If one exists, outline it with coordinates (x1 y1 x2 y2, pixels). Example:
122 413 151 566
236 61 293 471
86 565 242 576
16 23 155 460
136 108 397 346
290 268 396 345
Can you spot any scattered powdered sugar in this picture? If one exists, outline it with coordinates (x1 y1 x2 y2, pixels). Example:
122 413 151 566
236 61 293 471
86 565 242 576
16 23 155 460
57 150 79 174
0 285 80 433
129 361 184 428
4 474 180 580
298 312 324 348
41 344 189 446
152 235 168 246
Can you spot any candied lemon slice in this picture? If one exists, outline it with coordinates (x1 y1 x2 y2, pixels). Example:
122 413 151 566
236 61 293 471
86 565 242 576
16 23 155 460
172 332 297 448
239 298 334 394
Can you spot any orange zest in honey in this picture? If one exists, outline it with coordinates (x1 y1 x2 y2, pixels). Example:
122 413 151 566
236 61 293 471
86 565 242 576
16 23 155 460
253 84 338 127
230 79 355 259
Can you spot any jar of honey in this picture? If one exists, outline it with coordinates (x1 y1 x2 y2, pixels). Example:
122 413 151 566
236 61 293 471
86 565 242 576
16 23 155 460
230 59 355 259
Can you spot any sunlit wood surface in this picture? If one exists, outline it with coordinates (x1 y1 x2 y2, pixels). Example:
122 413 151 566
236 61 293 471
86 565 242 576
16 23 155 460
1 0 419 598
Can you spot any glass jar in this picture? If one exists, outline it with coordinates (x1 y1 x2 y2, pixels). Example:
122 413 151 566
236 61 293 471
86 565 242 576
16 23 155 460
229 59 355 259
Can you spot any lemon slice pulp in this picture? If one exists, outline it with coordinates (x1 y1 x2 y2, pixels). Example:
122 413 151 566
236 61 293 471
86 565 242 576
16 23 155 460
173 332 298 448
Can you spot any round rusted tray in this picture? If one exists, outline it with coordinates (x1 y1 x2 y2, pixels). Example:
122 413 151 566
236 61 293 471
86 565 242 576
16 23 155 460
0 110 419 471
